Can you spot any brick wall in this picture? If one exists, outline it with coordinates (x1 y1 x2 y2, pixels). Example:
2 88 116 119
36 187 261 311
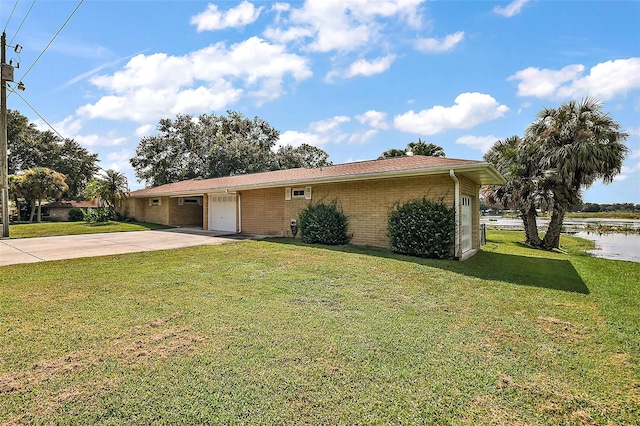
143 196 170 225
239 174 457 248
240 188 284 235
168 197 203 227
123 172 480 252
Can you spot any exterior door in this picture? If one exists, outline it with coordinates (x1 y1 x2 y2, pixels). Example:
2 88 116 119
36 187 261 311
208 194 237 232
461 196 473 253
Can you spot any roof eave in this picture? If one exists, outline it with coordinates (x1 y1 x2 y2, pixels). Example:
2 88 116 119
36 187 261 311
128 162 505 198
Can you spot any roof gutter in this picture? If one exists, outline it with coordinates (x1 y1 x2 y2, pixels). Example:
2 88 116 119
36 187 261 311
450 169 460 260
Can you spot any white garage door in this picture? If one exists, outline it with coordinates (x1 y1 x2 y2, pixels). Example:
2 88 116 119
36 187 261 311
208 194 237 232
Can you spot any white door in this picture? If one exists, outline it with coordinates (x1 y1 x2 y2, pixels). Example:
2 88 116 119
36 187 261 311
461 196 473 253
208 194 237 232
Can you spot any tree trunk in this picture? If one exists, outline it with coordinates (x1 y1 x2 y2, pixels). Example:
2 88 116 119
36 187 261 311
29 201 36 223
37 200 42 223
542 205 566 250
520 206 542 247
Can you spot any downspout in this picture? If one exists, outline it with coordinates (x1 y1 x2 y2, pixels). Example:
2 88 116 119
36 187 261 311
237 193 242 233
449 169 460 260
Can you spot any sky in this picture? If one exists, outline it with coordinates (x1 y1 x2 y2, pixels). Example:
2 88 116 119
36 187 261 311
1 0 639 203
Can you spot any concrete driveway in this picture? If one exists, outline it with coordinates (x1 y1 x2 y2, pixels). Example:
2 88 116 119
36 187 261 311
0 229 257 266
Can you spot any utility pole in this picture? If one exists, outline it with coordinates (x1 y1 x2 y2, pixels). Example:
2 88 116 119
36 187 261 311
1 31 10 238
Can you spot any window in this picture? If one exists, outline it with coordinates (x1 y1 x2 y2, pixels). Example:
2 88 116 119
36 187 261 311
293 187 312 200
178 197 202 206
149 198 161 206
285 187 312 200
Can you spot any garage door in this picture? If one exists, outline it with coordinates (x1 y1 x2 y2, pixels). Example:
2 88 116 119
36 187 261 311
208 194 237 232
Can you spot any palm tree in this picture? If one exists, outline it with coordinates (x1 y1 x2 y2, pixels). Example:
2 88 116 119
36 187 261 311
86 169 130 210
527 97 628 249
482 136 545 246
378 148 407 159
407 139 445 157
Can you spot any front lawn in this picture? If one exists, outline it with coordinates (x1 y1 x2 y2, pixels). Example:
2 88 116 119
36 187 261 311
7 221 169 239
0 231 638 424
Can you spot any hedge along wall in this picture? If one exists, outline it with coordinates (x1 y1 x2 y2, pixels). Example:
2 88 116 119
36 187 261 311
283 174 456 248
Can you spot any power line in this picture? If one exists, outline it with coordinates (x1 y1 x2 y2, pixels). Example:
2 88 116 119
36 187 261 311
9 0 37 46
9 85 69 141
17 0 84 85
2 0 20 33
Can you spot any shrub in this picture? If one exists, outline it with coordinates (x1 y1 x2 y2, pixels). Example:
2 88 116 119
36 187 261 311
68 208 84 222
83 207 116 223
298 200 352 245
388 198 455 259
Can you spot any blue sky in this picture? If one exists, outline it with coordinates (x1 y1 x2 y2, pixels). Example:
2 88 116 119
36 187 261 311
2 0 639 203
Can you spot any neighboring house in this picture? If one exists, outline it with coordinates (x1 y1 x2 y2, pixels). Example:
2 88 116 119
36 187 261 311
41 199 101 221
122 156 505 260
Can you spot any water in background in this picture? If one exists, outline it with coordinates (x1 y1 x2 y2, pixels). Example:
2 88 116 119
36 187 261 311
481 217 640 263
574 232 640 263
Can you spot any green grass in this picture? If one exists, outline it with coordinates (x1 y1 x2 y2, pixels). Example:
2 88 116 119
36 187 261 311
7 221 169 238
0 231 638 424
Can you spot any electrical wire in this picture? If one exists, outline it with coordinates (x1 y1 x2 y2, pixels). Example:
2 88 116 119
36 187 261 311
17 0 84 85
2 0 20 33
9 0 37 46
9 85 69 141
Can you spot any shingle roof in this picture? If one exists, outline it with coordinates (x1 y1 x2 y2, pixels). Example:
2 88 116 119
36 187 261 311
129 155 505 197
42 199 100 208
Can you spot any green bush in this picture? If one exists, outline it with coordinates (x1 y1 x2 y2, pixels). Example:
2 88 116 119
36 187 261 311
68 208 84 222
83 207 116 223
388 198 455 259
298 200 352 245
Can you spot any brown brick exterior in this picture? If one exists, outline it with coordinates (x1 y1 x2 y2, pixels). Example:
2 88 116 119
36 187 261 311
239 174 459 248
122 173 482 254
122 196 203 227
239 188 284 235
168 197 203 227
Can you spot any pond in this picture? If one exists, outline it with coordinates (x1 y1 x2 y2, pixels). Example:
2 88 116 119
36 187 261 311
481 216 640 263
573 232 640 263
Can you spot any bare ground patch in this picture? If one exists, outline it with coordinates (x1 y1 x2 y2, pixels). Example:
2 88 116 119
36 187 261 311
1 313 206 423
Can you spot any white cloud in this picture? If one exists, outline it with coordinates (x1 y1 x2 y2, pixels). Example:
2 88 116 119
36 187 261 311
493 0 530 17
53 115 84 136
508 58 640 101
264 0 426 53
263 26 313 44
134 124 154 138
356 110 389 129
414 31 465 53
78 37 311 122
456 135 501 153
277 130 328 149
310 116 351 133
75 132 128 147
394 92 509 135
626 127 640 137
190 1 263 32
348 129 378 144
345 55 396 78
105 149 134 173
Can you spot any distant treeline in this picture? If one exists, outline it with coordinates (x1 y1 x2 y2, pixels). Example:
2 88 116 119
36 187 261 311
481 202 640 214
575 203 639 213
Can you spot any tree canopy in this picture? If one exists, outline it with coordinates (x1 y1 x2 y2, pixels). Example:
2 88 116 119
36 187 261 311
130 111 332 187
12 167 68 223
85 169 130 209
483 98 629 250
379 139 446 159
8 110 100 197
